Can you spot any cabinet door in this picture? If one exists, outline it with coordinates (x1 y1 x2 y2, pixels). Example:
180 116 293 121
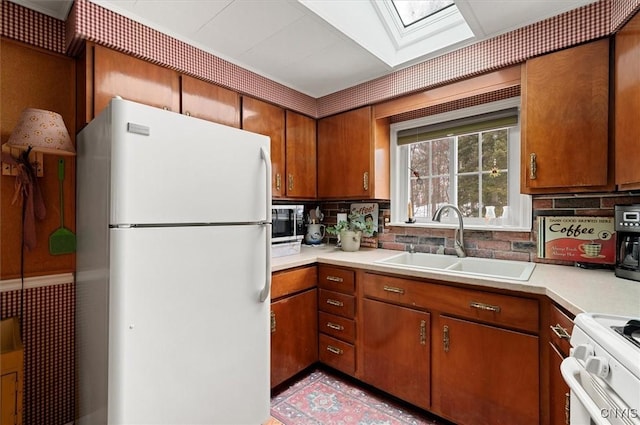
549 343 570 425
435 316 539 425
318 106 372 198
180 75 240 128
270 288 318 388
242 97 286 197
522 39 610 193
285 110 316 198
361 298 430 410
615 11 640 190
92 45 180 119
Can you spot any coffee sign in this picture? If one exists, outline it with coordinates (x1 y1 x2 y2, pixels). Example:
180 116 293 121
538 216 615 264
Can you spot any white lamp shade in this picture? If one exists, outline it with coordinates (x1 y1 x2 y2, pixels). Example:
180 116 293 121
5 108 75 156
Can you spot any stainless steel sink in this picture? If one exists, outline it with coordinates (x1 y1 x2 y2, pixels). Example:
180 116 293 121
375 252 536 281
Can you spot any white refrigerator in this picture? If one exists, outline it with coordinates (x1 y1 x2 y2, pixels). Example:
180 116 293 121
76 98 272 425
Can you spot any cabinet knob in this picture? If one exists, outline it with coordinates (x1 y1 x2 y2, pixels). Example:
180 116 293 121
185 111 191 116
529 152 537 180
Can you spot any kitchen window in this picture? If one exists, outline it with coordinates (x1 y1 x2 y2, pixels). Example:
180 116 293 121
390 98 532 230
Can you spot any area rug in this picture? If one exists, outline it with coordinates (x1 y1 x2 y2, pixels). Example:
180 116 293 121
271 369 445 425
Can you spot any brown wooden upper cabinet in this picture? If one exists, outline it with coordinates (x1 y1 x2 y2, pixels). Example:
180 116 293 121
82 44 180 124
615 11 640 190
285 111 317 198
521 39 611 193
317 106 390 199
180 75 240 128
242 97 286 198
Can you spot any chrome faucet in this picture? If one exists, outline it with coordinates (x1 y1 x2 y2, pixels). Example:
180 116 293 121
432 204 466 258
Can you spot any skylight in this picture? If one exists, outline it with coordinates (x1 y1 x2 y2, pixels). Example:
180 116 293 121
391 0 455 28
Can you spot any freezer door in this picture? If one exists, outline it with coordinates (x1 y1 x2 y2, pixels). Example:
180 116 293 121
108 225 270 425
107 99 270 225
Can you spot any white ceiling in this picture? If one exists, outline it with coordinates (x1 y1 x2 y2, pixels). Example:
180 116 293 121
11 0 597 98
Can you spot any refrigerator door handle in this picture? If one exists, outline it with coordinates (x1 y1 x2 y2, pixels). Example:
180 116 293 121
259 146 272 303
259 223 271 303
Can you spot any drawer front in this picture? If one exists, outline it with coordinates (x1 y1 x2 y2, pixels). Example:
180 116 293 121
319 311 356 343
319 289 356 318
319 334 355 375
319 266 355 294
363 273 539 333
549 303 573 356
363 273 426 306
272 266 317 300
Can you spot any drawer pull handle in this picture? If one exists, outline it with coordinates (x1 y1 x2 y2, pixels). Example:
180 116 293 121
564 392 570 425
383 285 405 295
326 276 344 283
288 174 294 191
530 152 537 180
270 311 276 333
551 324 571 340
326 322 344 331
443 325 450 352
326 299 344 307
363 171 369 191
326 345 343 355
469 301 501 313
419 320 427 345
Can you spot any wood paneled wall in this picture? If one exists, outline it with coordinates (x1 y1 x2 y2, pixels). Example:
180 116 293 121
1 38 76 279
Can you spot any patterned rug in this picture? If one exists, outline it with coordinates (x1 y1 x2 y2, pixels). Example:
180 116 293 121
271 369 446 425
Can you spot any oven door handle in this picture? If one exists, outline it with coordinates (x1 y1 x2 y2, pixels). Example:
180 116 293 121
560 357 611 425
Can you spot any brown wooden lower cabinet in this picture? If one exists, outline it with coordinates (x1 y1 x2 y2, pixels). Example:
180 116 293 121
317 265 357 375
361 298 431 410
549 343 570 425
433 315 539 425
319 334 356 375
271 288 318 388
270 267 318 388
548 303 574 425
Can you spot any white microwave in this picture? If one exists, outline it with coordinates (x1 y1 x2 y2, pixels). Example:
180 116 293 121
271 205 305 244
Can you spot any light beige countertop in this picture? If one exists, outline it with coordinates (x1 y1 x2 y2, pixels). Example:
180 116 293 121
272 245 640 317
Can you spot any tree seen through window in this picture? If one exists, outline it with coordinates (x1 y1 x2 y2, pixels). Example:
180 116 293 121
409 128 509 221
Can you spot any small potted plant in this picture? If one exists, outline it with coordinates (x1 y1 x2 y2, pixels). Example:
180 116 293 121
326 212 375 252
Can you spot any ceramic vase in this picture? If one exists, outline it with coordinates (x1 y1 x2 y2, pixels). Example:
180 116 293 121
340 230 361 252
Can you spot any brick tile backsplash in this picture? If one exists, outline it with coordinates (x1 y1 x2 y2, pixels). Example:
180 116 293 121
318 193 640 265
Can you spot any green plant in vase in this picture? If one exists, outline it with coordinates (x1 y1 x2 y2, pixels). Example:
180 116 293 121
326 212 375 252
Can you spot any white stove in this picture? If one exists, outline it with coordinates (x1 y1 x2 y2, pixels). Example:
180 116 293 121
561 313 640 425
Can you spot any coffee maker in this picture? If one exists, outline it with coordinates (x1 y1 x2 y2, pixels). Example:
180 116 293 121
615 205 640 281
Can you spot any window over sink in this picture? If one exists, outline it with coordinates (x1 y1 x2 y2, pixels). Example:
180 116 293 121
390 98 532 230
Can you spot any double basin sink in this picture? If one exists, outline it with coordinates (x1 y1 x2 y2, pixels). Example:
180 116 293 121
375 252 536 281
